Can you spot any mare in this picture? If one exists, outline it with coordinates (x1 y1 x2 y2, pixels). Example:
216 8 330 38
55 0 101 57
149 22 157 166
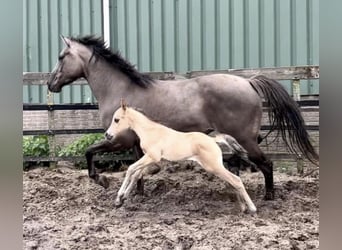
105 100 257 213
47 35 319 200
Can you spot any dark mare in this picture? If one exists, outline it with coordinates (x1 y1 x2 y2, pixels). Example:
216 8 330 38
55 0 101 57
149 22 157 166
47 35 318 200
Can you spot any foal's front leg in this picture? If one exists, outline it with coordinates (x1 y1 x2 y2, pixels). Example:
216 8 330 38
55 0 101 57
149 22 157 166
115 155 155 207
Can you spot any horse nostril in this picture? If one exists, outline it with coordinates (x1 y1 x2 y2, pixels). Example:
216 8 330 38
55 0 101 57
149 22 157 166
105 132 113 140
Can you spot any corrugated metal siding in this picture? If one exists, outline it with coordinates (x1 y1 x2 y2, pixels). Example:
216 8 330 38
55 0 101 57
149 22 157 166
23 0 103 104
23 0 319 104
109 0 319 95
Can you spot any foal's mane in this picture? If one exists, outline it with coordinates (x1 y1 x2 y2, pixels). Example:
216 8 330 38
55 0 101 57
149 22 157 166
70 35 154 88
130 106 163 124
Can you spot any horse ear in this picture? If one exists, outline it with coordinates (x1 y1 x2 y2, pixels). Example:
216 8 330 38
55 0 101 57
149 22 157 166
60 35 71 48
121 98 127 111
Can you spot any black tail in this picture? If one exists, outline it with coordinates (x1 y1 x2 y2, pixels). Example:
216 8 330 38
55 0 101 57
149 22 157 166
249 75 319 164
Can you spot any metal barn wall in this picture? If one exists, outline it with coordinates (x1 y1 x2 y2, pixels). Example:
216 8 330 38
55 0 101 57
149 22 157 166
109 0 319 95
23 0 319 104
23 0 103 104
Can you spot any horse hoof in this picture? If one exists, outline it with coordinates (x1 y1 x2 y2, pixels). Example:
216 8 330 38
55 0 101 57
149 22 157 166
264 192 275 200
114 199 123 208
248 208 257 215
98 175 109 189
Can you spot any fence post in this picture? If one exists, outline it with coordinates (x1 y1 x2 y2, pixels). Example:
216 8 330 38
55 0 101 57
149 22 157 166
296 155 304 174
292 79 301 101
47 90 56 168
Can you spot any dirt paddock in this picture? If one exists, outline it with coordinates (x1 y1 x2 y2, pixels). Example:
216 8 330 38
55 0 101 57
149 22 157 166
23 162 319 250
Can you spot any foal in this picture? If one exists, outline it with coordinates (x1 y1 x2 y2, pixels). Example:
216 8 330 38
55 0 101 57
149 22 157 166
105 101 257 213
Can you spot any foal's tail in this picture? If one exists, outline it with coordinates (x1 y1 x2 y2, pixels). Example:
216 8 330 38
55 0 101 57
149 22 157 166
214 134 257 168
249 75 319 164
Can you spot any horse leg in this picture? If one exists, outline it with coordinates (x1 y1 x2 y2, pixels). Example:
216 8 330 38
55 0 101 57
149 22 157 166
214 169 256 213
115 155 155 207
132 145 145 195
133 145 162 195
253 155 274 200
123 168 145 200
201 159 256 213
85 140 115 188
244 143 274 200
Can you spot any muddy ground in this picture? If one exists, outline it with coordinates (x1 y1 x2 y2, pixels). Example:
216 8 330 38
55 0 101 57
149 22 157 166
23 162 319 250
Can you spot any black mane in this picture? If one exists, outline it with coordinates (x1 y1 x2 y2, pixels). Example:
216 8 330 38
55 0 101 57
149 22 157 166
70 35 154 88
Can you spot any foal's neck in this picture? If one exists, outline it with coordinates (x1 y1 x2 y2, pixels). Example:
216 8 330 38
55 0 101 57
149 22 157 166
128 109 161 139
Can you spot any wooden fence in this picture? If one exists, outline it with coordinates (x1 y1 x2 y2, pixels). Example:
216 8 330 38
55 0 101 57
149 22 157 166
23 65 319 171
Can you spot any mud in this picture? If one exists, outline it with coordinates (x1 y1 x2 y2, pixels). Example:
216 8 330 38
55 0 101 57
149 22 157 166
23 162 319 250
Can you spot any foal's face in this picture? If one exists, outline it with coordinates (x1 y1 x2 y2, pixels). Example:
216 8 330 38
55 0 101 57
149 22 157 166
105 107 130 141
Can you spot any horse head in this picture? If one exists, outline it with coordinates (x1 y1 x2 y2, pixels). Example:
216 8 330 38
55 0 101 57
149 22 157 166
105 99 130 141
47 35 91 92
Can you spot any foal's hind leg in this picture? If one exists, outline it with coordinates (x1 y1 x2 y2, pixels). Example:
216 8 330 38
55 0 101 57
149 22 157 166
212 166 256 213
198 156 256 213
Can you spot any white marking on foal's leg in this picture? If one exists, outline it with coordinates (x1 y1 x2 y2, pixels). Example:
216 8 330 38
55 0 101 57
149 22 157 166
235 192 247 213
116 161 144 206
116 155 155 207
123 168 144 199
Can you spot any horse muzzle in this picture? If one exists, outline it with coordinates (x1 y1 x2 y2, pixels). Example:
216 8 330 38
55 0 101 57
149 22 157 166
105 132 114 141
47 73 61 92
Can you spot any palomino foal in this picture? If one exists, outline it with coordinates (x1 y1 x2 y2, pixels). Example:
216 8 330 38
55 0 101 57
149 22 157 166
105 101 257 213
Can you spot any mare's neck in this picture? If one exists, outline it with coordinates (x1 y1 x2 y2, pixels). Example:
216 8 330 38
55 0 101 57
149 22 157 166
84 59 131 104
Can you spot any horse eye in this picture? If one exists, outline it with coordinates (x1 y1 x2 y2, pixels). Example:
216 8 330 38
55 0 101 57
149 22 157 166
58 55 64 60
114 118 120 123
